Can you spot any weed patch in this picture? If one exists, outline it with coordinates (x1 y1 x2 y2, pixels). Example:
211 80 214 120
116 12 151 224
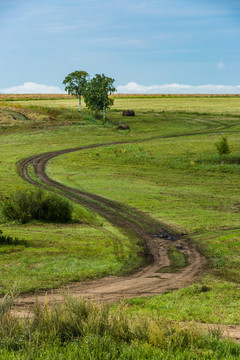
0 295 240 359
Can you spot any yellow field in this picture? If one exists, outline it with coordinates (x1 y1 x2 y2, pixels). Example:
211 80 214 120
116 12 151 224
0 94 71 100
4 95 240 115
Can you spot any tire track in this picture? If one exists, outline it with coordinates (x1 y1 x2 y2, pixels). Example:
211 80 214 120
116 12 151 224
13 140 206 313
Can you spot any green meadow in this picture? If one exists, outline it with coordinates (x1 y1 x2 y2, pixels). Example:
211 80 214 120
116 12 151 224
0 96 240 358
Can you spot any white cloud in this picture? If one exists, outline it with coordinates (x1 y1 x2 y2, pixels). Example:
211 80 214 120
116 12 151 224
116 82 240 94
0 82 65 94
1 81 239 95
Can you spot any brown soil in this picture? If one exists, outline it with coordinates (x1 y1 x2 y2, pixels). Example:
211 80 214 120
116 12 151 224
11 142 240 341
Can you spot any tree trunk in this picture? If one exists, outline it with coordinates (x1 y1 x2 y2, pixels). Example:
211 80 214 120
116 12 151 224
103 102 106 121
79 95 81 112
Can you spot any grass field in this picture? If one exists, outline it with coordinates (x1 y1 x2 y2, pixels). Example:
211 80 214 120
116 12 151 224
47 103 240 325
0 96 240 358
5 95 240 114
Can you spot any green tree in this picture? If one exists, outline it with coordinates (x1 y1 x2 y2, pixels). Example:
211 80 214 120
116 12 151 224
63 70 89 111
84 74 116 121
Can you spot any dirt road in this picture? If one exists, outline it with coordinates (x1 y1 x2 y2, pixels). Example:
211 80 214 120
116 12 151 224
10 141 240 342
14 141 205 310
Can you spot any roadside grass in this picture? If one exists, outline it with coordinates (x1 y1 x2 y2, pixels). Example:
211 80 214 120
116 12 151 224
2 339 239 360
0 222 143 294
0 295 240 360
127 278 240 325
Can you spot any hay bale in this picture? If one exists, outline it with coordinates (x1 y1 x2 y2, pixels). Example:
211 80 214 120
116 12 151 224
117 124 130 130
122 110 135 116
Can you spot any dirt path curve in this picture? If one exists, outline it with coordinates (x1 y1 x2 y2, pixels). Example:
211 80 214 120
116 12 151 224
12 141 240 342
14 141 205 313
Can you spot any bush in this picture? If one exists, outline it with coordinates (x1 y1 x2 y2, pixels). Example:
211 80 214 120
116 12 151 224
215 136 230 156
0 230 28 246
2 189 73 224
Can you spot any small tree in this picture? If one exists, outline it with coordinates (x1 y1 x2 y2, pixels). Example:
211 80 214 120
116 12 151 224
84 74 116 121
215 136 230 156
63 70 89 111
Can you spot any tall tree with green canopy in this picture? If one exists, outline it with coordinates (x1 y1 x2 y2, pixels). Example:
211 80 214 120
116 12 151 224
63 70 89 111
84 74 116 121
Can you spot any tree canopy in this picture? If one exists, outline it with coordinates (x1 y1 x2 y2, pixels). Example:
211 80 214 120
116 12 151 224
63 70 89 111
83 74 116 120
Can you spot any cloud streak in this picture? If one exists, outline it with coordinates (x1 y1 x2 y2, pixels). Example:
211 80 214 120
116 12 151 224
1 81 240 95
0 82 65 94
117 82 240 94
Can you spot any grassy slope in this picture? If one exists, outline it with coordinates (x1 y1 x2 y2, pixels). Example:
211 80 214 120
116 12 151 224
0 97 240 359
0 98 239 323
46 101 240 325
0 106 142 293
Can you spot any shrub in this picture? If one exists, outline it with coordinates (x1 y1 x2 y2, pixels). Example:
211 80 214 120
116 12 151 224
215 136 230 156
0 230 28 246
2 189 73 224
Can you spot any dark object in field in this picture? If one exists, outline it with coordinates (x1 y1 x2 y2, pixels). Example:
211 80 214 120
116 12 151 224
117 124 130 131
200 285 211 293
122 110 135 116
154 232 178 241
0 229 28 246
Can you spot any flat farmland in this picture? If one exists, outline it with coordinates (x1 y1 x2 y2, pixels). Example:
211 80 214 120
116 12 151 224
3 94 240 114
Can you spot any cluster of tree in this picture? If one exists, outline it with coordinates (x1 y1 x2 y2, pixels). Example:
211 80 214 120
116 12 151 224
62 70 116 121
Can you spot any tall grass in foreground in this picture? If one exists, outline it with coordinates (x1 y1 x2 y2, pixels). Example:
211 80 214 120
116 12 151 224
0 294 239 359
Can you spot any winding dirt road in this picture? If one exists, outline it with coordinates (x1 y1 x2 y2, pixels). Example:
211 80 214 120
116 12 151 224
0 107 235 340
14 141 206 312
10 141 240 342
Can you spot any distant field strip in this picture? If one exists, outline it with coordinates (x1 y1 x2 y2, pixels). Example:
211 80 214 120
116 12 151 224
3 96 240 114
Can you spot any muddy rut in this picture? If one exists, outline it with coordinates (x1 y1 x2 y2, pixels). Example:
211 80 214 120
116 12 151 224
13 141 206 313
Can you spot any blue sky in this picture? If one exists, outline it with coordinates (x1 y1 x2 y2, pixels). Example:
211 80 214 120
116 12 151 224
0 0 240 93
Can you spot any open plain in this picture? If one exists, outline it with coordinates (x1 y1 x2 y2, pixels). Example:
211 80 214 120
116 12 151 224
0 95 240 359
